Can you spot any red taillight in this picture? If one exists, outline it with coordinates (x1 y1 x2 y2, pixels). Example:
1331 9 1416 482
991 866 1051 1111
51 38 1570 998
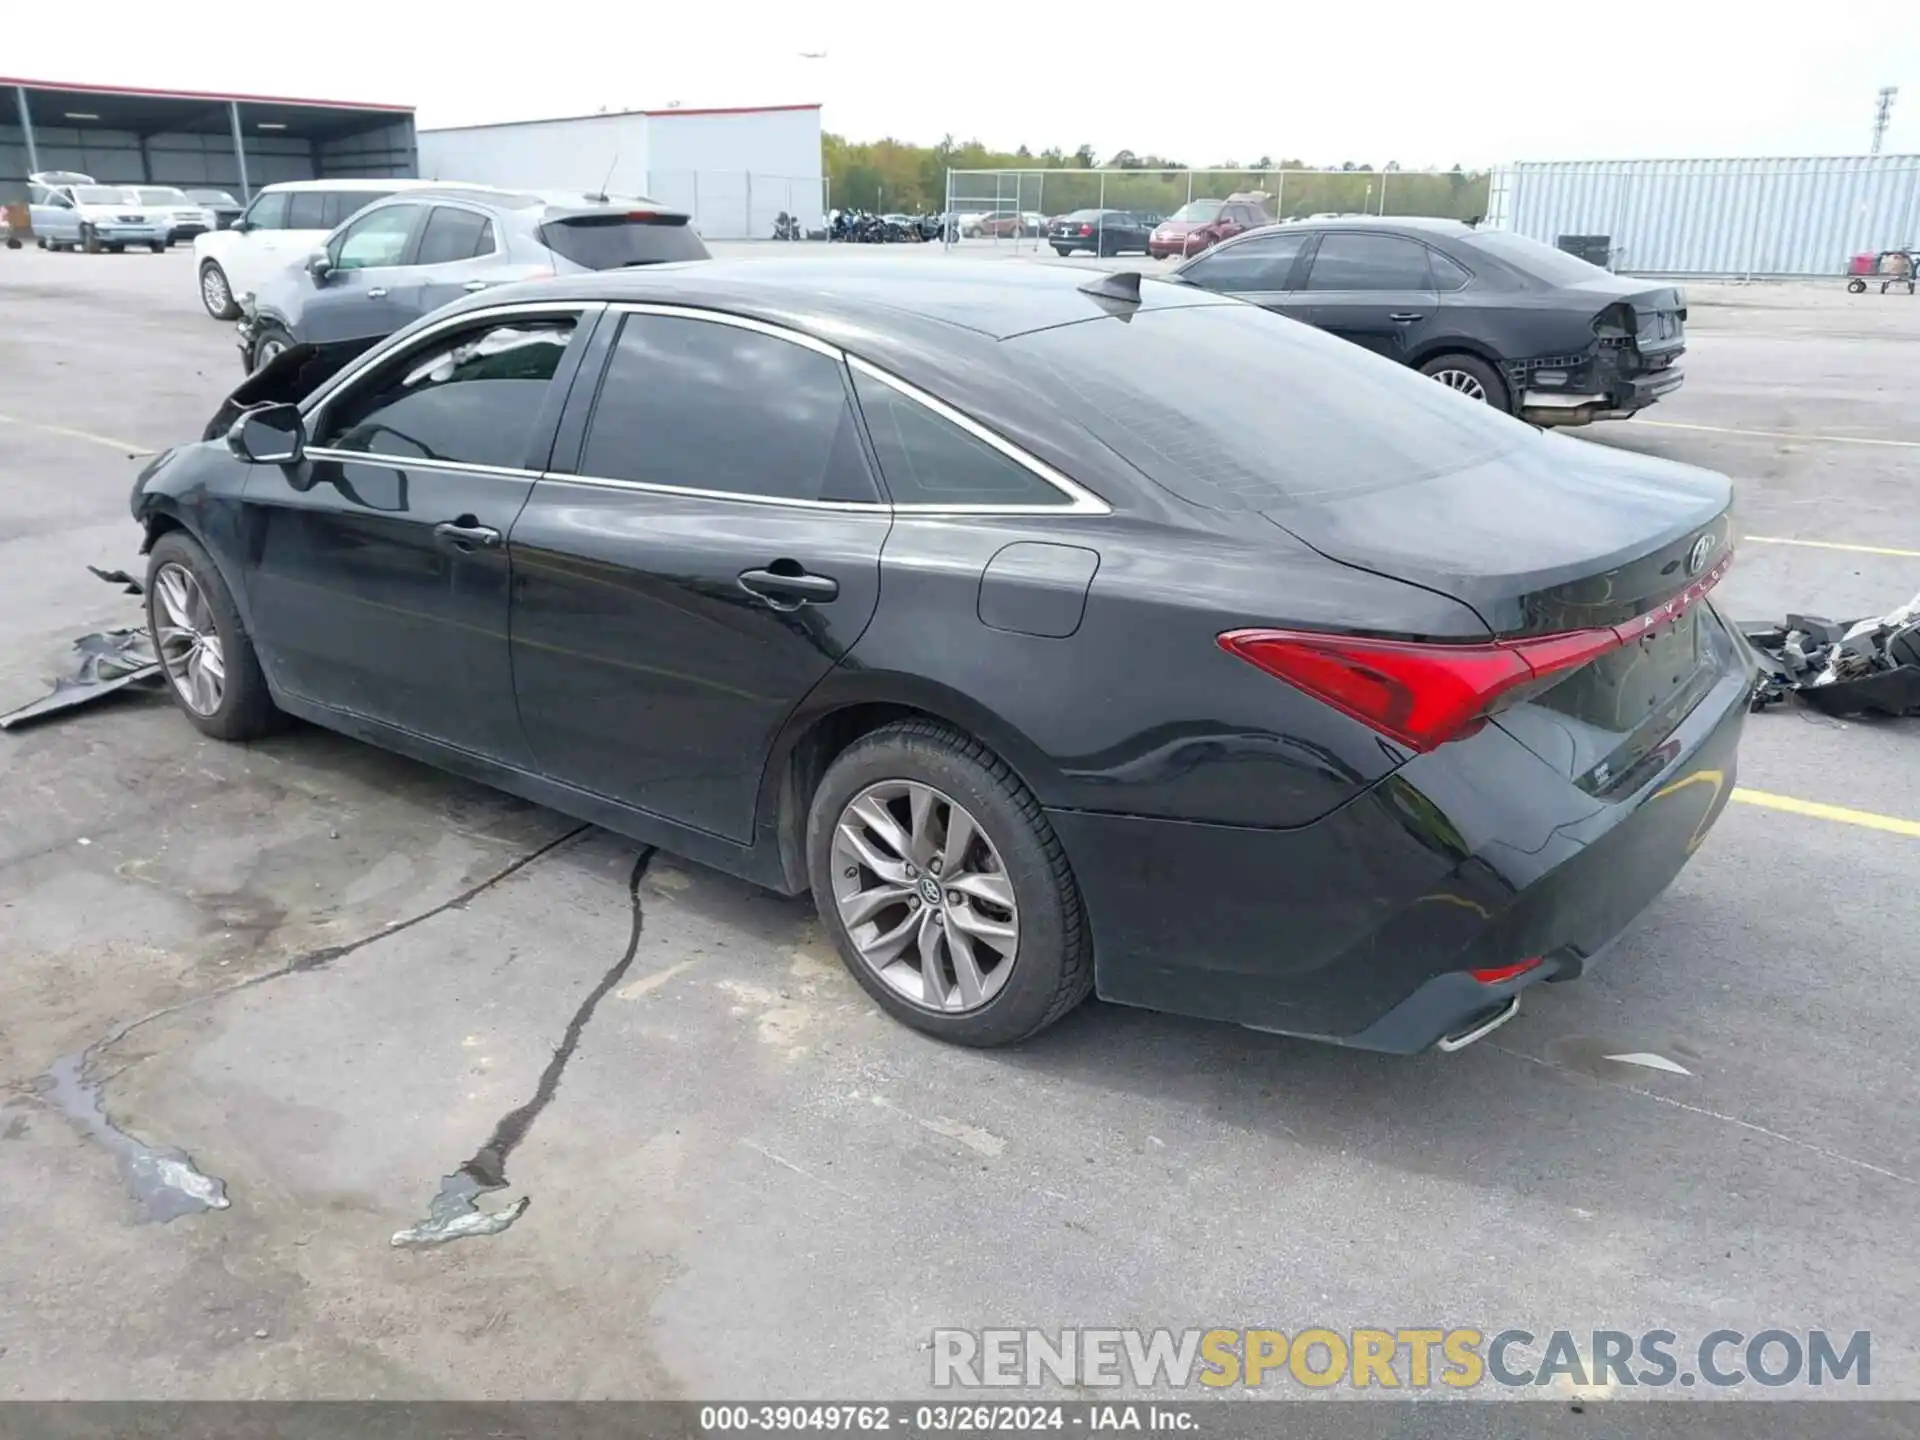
1080 223 1093 236
626 211 659 221
1219 548 1733 753
1470 957 1544 984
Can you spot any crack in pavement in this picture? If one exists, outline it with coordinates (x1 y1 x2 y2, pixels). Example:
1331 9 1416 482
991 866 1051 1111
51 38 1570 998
394 846 656 1247
27 823 593 1223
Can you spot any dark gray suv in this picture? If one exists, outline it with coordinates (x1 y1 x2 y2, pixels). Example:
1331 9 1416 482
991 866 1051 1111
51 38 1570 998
236 186 708 371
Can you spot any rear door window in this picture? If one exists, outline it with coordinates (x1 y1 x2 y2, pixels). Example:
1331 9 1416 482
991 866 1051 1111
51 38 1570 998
577 313 877 504
538 214 708 269
284 191 330 230
416 206 497 265
322 189 397 229
314 319 577 468
1305 234 1436 290
1181 231 1309 292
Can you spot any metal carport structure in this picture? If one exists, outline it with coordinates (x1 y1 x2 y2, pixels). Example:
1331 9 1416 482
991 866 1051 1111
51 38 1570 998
1 76 416 205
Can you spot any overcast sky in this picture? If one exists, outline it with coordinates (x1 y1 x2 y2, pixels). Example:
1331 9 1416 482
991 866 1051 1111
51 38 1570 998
13 1 1918 165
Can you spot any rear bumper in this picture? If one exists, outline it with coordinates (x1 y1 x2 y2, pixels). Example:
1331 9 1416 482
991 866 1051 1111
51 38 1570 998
1048 617 1750 1052
1521 360 1685 427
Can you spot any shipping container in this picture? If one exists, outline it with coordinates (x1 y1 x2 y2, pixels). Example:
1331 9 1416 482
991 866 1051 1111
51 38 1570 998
1485 156 1920 278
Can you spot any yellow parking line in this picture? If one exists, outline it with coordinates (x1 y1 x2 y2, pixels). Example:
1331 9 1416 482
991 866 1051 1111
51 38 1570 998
1638 419 1920 448
0 412 152 455
1731 788 1920 838
1744 534 1920 560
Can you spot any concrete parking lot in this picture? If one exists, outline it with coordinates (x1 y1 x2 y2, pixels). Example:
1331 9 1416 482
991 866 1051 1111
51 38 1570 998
2 243 1916 1401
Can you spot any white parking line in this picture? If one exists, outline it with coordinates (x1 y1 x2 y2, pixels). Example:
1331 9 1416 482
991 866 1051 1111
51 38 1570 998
0 412 152 455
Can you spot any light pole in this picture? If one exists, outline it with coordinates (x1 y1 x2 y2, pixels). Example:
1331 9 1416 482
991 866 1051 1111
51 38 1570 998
1872 86 1898 154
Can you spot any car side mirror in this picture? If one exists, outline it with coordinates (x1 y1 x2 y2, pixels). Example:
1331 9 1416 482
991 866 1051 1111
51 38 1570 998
226 403 306 465
306 249 333 284
232 217 252 233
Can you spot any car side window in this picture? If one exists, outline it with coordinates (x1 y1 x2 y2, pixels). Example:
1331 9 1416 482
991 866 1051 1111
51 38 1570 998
284 191 329 230
323 190 396 229
242 192 289 231
852 368 1072 508
329 204 421 271
415 207 496 266
1429 250 1473 291
1305 234 1435 290
1181 232 1310 293
578 314 877 504
313 319 576 468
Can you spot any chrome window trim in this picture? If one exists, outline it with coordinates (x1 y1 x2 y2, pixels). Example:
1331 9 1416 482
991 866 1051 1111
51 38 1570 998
301 301 602 428
302 448 543 481
605 301 845 359
845 356 1111 516
534 471 887 513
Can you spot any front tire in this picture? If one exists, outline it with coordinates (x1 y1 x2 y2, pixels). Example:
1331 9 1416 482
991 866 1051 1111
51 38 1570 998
81 225 102 254
1053 245 1071 256
1419 352 1510 413
145 531 284 742
248 321 294 373
199 260 240 319
149 241 167 254
808 720 1092 1047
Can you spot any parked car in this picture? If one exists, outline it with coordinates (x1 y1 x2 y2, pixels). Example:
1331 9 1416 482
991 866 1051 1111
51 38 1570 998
26 175 170 253
193 178 447 321
1149 196 1272 259
186 188 246 230
131 186 218 244
1048 209 1153 256
236 186 709 371
135 258 1746 1054
1172 217 1687 426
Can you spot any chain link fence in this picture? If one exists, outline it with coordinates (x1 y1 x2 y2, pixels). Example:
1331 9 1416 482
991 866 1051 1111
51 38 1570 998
943 167 1492 250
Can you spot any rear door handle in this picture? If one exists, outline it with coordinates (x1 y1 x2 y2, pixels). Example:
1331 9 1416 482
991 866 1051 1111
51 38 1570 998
1390 311 1426 322
366 286 388 299
433 520 503 552
738 565 839 609
462 279 490 292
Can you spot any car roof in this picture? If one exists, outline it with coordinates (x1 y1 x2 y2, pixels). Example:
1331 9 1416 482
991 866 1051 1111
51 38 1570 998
475 255 1235 344
258 178 448 194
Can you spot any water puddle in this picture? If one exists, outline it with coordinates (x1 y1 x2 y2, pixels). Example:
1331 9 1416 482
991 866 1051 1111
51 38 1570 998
42 1052 229 1222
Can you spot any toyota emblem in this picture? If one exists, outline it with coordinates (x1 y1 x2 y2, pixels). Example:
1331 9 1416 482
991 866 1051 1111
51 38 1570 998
1686 534 1715 576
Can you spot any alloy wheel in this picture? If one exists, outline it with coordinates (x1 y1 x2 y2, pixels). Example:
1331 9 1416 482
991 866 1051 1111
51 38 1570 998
1430 368 1489 402
201 267 230 315
829 779 1019 1013
152 562 226 716
255 336 286 367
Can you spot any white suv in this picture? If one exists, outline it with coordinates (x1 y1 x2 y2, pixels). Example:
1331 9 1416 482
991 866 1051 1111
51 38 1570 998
192 178 444 319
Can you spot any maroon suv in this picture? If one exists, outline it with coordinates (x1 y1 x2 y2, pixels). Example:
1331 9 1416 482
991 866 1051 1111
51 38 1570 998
1149 197 1272 259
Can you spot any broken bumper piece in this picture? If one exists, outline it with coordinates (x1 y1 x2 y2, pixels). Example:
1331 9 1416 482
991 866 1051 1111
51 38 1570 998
1744 591 1920 717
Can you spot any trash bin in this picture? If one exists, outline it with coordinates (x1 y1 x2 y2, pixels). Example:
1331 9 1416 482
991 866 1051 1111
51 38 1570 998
1556 234 1612 268
4 202 30 250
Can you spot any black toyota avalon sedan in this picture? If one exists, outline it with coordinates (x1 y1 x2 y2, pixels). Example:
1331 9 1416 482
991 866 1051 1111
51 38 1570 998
1171 217 1687 427
133 258 1748 1054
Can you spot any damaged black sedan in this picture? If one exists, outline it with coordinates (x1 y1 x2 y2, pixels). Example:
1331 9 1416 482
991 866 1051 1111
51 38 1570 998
131 258 1747 1055
1171 217 1685 426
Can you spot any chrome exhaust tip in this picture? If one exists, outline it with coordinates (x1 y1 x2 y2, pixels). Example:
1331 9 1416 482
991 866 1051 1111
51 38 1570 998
1435 994 1521 1053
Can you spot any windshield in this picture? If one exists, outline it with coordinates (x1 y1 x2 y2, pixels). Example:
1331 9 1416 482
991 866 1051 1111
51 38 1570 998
135 188 189 205
1008 303 1527 507
1461 230 1610 285
74 187 135 205
188 190 238 205
1169 201 1225 222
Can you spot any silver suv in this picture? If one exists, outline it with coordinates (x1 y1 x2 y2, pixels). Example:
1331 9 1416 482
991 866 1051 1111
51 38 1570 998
236 186 709 371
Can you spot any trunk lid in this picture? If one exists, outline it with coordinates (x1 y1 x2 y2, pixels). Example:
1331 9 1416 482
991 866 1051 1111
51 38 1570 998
1259 436 1735 788
1564 275 1687 363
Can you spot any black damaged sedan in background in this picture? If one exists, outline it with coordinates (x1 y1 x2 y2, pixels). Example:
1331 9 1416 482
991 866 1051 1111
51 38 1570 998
136 258 1745 1055
1171 217 1686 426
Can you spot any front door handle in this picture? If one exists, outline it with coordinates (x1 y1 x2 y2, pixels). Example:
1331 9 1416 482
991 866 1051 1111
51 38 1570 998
738 565 839 609
1389 311 1426 322
366 286 388 299
433 520 502 552
462 279 490 292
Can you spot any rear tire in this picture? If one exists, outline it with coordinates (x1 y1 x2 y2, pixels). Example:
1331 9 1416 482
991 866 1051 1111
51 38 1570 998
149 241 167 254
107 243 125 254
144 531 285 742
807 719 1093 1047
1419 352 1510 413
81 225 102 254
1053 245 1071 256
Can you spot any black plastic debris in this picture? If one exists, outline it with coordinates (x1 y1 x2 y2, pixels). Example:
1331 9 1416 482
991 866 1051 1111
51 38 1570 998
1744 591 1920 717
86 565 143 596
0 629 163 730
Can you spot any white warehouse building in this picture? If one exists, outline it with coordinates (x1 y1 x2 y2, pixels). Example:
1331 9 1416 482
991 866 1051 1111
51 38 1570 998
418 102 824 241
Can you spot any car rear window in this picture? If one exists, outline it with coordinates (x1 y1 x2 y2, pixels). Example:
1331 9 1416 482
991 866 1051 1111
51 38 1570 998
1006 303 1526 507
538 213 709 269
1459 230 1608 285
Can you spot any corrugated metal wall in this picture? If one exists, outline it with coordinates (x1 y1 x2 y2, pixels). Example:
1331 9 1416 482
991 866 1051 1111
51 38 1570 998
1492 156 1920 277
